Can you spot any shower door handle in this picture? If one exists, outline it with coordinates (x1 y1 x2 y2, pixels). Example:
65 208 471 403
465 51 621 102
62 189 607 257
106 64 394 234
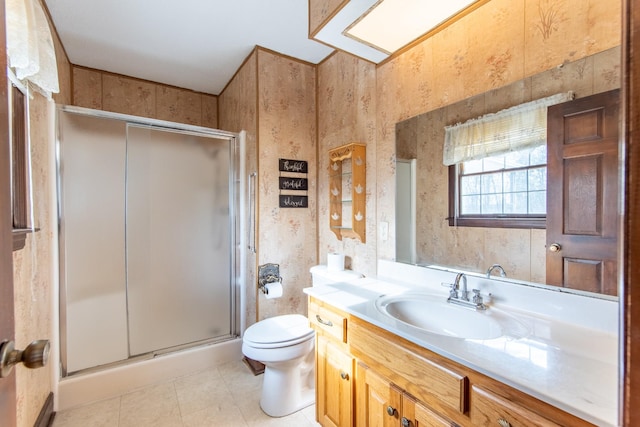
248 172 257 253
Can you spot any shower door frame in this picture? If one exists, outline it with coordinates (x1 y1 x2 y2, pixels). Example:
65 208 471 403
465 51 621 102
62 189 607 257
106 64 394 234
56 105 243 376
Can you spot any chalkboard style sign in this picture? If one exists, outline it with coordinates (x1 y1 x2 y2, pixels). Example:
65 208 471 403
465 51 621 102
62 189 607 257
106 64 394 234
279 159 308 173
279 177 308 190
279 195 308 208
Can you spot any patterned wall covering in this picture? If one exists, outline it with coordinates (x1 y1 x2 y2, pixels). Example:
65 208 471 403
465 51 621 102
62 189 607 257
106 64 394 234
373 0 621 273
317 52 377 278
255 49 317 321
308 0 345 36
218 51 259 325
395 47 620 282
11 4 72 424
219 48 318 322
72 66 218 128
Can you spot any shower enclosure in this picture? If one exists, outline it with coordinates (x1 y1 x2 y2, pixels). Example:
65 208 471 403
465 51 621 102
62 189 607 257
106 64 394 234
57 107 242 375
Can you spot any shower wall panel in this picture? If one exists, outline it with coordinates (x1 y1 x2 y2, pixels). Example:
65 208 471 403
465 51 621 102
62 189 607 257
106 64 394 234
59 113 129 373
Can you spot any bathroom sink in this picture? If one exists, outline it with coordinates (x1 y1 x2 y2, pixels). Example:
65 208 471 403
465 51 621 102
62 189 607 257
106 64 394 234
375 293 523 340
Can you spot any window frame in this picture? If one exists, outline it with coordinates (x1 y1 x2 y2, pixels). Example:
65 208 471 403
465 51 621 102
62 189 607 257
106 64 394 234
9 73 33 251
447 162 546 230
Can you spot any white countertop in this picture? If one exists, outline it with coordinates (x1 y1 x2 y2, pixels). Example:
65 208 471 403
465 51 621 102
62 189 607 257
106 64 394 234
304 272 619 427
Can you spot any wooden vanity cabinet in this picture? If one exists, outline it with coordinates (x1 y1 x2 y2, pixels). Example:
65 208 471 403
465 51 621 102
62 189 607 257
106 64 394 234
309 299 354 427
308 297 595 427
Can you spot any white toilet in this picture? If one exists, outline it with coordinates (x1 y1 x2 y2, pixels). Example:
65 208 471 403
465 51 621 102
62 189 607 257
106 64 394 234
242 265 363 417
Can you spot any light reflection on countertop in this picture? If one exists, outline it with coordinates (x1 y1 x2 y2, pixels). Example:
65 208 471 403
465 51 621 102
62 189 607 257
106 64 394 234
304 277 618 427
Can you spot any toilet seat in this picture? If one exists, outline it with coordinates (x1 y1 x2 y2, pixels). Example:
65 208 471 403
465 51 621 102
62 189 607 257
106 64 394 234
243 314 314 349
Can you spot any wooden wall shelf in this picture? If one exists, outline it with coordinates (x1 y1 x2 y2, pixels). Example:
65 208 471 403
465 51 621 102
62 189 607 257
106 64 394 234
329 143 366 243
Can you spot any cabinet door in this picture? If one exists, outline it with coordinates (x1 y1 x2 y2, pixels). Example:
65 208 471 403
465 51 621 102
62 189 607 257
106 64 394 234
408 395 459 427
317 335 354 427
355 362 401 427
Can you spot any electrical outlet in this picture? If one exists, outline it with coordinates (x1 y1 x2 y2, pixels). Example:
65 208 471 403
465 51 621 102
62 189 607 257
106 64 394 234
380 221 389 241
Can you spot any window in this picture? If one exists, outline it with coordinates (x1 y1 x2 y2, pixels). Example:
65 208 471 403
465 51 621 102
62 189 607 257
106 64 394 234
444 92 574 229
10 76 33 251
448 145 547 229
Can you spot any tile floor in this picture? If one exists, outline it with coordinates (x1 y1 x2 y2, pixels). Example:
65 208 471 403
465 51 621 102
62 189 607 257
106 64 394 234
52 359 320 427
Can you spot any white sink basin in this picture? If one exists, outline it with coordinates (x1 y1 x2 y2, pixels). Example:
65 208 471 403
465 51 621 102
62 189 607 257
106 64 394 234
375 293 527 340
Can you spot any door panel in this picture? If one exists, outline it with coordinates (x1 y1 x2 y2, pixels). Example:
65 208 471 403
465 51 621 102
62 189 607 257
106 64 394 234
546 89 620 295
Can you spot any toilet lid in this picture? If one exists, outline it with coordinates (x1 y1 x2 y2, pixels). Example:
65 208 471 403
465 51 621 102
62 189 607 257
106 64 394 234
243 314 314 348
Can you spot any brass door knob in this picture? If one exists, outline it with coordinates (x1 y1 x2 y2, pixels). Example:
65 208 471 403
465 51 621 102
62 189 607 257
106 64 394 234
0 340 50 378
549 243 562 252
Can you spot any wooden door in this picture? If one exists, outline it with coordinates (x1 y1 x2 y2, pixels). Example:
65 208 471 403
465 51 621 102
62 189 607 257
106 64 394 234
0 0 17 424
317 335 354 427
546 89 620 295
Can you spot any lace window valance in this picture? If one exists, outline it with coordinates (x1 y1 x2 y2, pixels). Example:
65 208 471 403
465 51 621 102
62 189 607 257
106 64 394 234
443 92 574 166
6 0 60 98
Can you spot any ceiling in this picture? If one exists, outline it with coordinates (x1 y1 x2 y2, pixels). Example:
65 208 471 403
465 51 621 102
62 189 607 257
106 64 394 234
43 0 336 95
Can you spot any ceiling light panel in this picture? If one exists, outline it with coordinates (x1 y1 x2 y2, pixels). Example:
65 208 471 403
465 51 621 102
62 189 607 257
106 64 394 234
346 0 478 54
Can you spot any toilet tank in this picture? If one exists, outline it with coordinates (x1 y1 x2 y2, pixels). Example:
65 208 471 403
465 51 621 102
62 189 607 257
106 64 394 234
310 265 363 286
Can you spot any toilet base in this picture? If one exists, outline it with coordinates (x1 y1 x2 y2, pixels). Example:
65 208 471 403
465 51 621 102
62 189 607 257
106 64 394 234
259 351 315 417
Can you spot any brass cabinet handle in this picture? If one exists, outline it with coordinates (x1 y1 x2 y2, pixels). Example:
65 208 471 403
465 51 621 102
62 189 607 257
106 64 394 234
498 418 511 427
386 406 397 416
340 371 349 380
316 315 333 327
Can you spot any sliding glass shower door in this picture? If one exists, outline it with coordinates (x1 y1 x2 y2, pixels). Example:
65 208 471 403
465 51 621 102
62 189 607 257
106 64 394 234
58 108 239 374
126 125 233 355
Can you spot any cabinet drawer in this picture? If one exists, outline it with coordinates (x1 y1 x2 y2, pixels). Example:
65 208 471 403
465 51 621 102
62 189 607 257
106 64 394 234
471 386 562 427
308 300 348 343
349 319 467 415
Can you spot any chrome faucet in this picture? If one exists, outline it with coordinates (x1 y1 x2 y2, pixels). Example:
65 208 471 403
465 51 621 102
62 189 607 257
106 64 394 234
454 273 468 301
446 273 486 310
486 264 507 278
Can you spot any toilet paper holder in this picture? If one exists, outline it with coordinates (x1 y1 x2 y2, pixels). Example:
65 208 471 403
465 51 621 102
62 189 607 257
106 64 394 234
258 263 282 295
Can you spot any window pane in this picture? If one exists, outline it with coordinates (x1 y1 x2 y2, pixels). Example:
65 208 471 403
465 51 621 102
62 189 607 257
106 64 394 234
504 170 527 192
504 192 528 214
504 150 529 168
528 167 547 191
461 175 480 195
461 195 481 214
529 190 546 214
481 194 502 214
530 145 547 165
463 159 483 174
483 156 505 172
481 172 503 194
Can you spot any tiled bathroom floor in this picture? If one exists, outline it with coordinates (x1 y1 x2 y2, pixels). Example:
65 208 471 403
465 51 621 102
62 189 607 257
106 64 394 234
52 359 320 427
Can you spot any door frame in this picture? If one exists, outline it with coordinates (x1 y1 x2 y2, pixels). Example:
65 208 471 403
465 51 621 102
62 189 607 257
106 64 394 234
622 0 640 424
0 0 17 424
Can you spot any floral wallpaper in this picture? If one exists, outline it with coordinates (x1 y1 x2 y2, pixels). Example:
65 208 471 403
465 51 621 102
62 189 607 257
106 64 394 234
12 4 72 424
73 67 218 128
317 53 377 278
373 0 621 274
254 50 317 321
396 46 620 282
218 51 259 325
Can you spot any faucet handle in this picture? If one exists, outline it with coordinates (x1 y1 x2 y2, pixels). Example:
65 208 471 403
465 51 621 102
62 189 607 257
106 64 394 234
442 282 458 299
472 289 483 304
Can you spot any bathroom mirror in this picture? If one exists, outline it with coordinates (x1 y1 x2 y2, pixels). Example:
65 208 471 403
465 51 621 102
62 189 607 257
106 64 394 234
394 8 621 297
